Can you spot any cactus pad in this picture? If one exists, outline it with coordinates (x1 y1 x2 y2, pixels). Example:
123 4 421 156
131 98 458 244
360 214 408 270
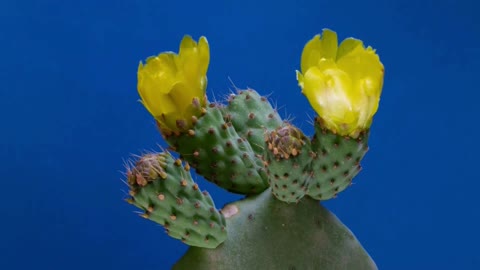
264 124 314 203
224 89 283 155
126 152 227 248
166 104 269 195
307 120 369 200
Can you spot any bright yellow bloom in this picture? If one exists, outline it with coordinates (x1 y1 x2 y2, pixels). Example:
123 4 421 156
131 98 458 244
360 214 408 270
137 35 210 133
296 29 384 137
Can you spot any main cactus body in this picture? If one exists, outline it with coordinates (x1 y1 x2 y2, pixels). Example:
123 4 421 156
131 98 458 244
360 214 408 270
125 30 384 269
173 189 376 270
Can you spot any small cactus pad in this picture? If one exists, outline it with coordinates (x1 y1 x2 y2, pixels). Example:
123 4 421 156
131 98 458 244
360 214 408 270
264 124 313 203
224 89 283 155
126 152 227 248
166 104 269 195
307 120 369 200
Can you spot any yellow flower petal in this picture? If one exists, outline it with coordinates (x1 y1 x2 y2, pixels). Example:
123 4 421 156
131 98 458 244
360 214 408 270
318 29 338 61
137 59 177 117
300 35 322 74
176 36 210 92
197 36 210 76
179 35 197 51
296 70 304 88
336 38 363 61
300 29 338 74
337 47 383 88
336 46 384 127
168 81 194 110
303 66 357 129
297 30 384 136
137 35 210 133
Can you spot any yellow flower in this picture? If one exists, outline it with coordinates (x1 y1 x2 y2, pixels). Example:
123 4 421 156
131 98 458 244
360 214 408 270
296 29 384 137
137 35 210 133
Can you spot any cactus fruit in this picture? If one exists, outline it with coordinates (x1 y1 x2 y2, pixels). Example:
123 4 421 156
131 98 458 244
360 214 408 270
125 30 384 269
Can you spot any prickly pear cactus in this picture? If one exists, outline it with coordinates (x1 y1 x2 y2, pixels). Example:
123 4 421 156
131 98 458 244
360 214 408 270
125 29 384 269
126 153 227 248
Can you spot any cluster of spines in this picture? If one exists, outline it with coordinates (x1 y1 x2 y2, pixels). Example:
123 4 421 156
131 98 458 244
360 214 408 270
125 152 227 248
263 124 314 203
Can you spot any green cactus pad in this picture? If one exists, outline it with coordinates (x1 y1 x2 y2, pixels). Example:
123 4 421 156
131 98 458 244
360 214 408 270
264 124 313 203
223 89 283 155
126 152 227 248
166 104 269 195
173 188 377 270
307 120 369 200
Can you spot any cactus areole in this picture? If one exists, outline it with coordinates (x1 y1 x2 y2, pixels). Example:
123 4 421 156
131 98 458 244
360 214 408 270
125 30 383 269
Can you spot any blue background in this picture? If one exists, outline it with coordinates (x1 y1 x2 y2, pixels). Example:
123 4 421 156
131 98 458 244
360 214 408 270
1 0 478 269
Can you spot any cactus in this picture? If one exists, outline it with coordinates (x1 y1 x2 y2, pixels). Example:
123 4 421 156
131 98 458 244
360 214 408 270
126 153 226 248
125 30 384 269
264 123 313 203
165 103 269 194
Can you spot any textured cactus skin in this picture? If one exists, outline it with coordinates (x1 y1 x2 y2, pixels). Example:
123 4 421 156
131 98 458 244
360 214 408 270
173 188 377 270
224 90 283 155
307 121 369 200
126 88 377 268
264 124 314 203
126 152 226 248
165 104 269 194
